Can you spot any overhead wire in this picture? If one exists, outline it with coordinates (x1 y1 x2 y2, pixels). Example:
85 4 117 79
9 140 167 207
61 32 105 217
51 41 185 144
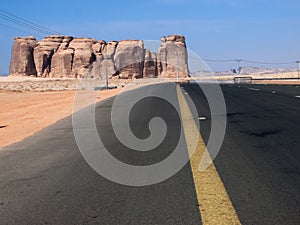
0 9 61 35
202 59 236 63
0 22 35 36
0 9 60 34
242 59 295 65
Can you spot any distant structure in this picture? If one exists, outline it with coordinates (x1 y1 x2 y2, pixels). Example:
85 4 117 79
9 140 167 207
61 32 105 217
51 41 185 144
9 34 189 79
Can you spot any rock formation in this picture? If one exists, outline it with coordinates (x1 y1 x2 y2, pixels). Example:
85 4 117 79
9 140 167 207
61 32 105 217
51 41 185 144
158 35 188 78
90 41 118 79
50 48 74 78
9 36 37 76
47 36 74 78
143 49 157 78
68 38 97 78
33 35 69 77
10 34 189 79
113 40 144 79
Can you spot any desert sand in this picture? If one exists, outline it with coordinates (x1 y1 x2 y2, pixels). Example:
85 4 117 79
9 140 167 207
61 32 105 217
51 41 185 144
0 88 120 148
0 76 173 149
1 73 299 149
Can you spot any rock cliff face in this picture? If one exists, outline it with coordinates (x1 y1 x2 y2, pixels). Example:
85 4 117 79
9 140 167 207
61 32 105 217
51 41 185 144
114 40 144 79
34 36 74 77
158 35 188 78
143 49 157 78
9 36 37 76
10 34 189 79
90 41 118 79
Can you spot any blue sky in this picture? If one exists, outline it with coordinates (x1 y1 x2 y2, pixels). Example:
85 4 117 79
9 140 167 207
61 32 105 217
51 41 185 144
1 0 300 74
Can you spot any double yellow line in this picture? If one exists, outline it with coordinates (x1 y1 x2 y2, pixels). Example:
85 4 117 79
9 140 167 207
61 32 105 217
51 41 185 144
177 85 241 225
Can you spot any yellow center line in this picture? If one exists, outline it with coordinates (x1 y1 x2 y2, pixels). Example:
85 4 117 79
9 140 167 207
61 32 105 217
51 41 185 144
176 85 241 225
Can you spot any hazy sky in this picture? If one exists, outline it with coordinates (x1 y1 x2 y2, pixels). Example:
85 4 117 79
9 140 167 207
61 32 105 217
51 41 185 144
1 0 300 74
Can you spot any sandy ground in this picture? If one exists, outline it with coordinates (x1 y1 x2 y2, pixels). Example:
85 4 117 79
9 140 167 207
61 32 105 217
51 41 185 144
1 73 299 149
0 88 120 148
0 76 169 149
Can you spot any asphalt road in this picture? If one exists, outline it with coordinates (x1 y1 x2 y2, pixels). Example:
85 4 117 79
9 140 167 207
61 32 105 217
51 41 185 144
184 83 300 225
0 83 299 224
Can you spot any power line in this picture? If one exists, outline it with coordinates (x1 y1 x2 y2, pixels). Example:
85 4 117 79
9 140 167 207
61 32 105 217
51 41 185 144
0 22 34 36
0 22 43 39
0 9 60 34
0 12 54 35
242 59 295 65
0 14 53 35
203 59 236 63
0 9 61 35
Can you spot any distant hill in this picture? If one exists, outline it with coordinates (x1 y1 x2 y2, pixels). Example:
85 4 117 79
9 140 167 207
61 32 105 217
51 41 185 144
214 66 298 76
191 66 298 79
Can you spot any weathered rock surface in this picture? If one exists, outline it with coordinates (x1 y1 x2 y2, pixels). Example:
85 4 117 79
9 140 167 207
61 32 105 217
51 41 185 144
9 36 37 76
143 49 157 78
33 35 66 77
89 41 118 79
10 34 189 79
158 34 188 78
90 54 116 79
49 36 74 78
114 40 144 79
50 48 74 78
68 38 97 78
92 40 106 57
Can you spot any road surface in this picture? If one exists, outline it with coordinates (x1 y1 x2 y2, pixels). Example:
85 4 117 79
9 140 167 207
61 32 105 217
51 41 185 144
0 83 299 224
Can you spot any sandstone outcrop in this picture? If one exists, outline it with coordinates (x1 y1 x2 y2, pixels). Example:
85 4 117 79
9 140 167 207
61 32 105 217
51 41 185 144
10 34 189 79
90 41 118 79
33 35 66 77
143 49 157 78
158 35 188 78
68 38 97 78
114 40 144 79
9 36 37 76
50 48 74 78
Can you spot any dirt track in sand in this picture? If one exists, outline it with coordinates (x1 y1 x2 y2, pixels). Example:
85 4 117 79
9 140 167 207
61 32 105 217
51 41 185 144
0 89 120 148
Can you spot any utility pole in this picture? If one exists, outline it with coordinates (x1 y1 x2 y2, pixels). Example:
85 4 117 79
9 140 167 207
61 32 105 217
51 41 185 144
105 43 108 89
176 49 179 83
235 59 242 74
296 61 300 79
